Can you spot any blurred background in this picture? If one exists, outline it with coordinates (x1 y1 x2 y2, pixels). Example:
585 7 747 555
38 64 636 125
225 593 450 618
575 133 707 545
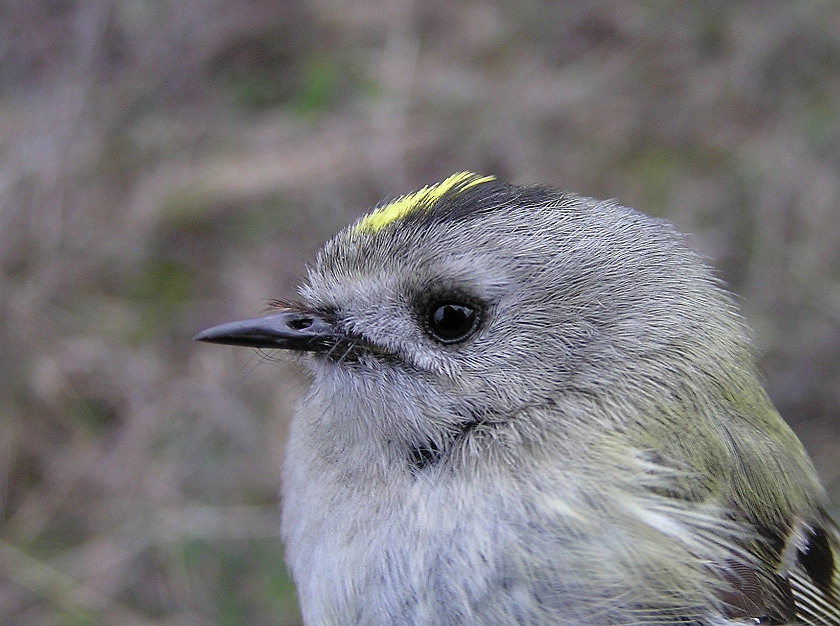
2 1 840 624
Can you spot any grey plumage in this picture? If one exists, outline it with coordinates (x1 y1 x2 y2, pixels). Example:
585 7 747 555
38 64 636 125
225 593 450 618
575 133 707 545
196 173 840 625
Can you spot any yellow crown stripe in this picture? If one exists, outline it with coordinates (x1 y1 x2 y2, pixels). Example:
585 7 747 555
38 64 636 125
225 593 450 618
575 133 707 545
353 172 495 234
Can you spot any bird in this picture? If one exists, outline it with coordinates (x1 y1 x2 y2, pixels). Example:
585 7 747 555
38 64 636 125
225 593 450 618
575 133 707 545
195 172 840 625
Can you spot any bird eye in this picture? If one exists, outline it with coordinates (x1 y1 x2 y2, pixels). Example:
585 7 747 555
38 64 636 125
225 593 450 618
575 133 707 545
425 301 480 344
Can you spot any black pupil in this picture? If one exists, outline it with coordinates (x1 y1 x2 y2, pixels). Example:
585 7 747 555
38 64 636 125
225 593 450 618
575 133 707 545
429 303 476 342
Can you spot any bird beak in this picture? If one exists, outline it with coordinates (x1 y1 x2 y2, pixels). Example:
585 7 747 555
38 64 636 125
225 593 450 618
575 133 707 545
194 307 339 352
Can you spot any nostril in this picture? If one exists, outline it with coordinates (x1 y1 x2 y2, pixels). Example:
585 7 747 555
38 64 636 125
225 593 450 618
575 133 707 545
288 316 314 331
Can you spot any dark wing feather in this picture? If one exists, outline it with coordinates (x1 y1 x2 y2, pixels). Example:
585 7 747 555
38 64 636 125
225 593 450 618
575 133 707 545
788 513 840 625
